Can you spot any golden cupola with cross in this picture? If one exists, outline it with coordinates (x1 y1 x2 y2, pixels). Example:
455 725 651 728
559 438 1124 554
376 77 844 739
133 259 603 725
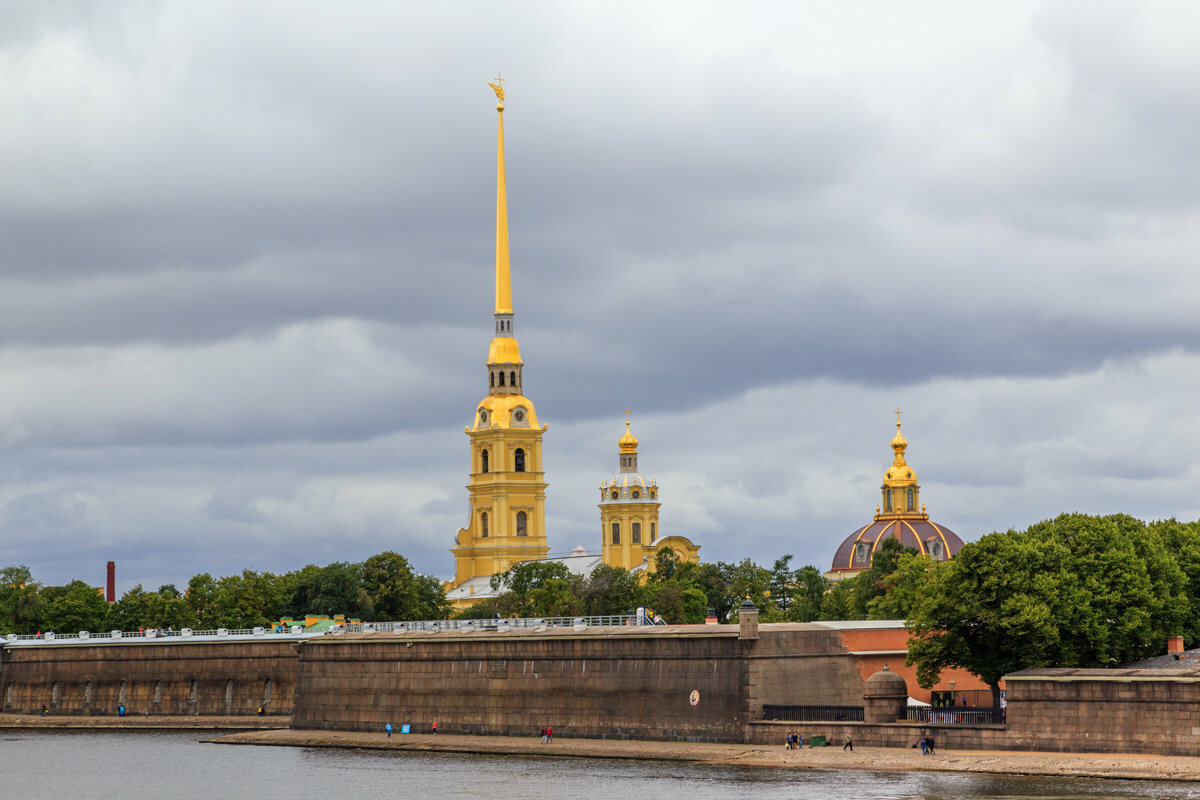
449 77 550 600
827 410 965 580
599 411 699 573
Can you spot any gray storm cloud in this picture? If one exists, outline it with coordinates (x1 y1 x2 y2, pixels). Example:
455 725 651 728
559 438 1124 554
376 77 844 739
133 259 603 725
1 1 1199 593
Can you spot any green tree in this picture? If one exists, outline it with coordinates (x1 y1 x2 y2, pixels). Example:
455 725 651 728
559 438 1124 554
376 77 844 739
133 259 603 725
39 580 109 634
361 551 449 621
141 584 198 630
485 561 581 617
648 548 683 582
186 573 220 629
288 562 371 619
1149 519 1200 645
579 564 643 616
767 555 797 620
786 566 828 623
489 561 572 597
867 552 937 620
211 570 290 628
906 514 1188 707
1036 513 1186 666
819 575 860 620
906 529 1059 707
0 565 43 634
725 558 774 618
106 585 154 632
644 580 707 623
850 536 915 617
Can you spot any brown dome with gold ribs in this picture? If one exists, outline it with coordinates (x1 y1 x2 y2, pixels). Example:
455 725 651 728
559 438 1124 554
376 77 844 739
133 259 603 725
827 412 964 579
830 518 964 574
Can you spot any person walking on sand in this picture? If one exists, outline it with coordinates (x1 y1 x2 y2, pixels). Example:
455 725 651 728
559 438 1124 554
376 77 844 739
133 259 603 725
843 731 853 751
385 723 392 738
547 726 553 743
432 720 438 735
540 726 549 744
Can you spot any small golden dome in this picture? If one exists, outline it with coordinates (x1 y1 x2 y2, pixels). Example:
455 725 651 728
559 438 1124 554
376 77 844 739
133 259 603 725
618 419 639 453
883 415 918 485
487 336 523 365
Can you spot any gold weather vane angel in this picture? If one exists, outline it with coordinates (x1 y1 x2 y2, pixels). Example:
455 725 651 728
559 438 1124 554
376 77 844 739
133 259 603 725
488 72 506 102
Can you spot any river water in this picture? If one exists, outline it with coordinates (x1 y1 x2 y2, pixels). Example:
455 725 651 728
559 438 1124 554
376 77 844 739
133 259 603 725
1 730 1198 800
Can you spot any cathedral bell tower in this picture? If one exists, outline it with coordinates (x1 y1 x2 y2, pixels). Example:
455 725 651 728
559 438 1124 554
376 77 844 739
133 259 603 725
451 77 550 590
599 412 661 571
597 411 699 573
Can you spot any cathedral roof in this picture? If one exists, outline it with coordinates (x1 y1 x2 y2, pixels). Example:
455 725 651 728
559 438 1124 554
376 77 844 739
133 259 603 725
471 394 540 431
830 518 964 574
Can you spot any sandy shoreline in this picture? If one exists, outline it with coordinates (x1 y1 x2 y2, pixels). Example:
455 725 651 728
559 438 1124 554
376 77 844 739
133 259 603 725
0 713 286 730
210 728 1200 783
6 715 1200 782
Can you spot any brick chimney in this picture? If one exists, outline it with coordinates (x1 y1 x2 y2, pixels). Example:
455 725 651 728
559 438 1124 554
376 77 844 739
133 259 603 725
106 561 116 603
1168 635 1185 656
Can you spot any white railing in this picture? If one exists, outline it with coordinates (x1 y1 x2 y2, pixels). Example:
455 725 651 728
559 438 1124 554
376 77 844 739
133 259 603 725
1 613 666 646
2 625 313 645
372 613 657 633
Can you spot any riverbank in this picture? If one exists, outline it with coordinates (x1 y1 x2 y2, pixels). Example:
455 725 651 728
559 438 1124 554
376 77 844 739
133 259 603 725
0 713 285 730
212 729 1200 782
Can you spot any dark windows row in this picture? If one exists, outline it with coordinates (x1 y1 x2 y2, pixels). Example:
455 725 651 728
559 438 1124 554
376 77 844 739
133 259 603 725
480 448 526 473
479 510 528 538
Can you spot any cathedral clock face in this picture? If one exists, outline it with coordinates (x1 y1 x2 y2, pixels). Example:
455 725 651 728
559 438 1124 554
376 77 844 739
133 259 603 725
513 409 525 423
479 411 488 425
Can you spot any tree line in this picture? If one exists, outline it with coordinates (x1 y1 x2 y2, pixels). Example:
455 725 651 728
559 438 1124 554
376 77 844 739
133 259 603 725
0 551 449 635
5 512 1197 709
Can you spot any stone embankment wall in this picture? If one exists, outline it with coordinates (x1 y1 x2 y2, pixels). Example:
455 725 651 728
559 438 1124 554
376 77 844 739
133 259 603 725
291 623 866 742
0 640 299 716
1001 670 1200 756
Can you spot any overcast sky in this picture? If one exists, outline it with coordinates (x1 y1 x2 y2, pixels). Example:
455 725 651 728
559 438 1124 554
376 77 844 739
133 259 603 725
2 1 1200 596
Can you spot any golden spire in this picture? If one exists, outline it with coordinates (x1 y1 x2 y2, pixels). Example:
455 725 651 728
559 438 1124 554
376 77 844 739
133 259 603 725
492 73 512 316
891 406 908 466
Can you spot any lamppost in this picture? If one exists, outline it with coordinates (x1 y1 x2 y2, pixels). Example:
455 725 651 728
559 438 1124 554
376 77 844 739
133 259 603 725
948 679 956 709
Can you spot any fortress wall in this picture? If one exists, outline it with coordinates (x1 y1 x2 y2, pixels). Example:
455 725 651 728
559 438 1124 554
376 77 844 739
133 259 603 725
1000 673 1200 756
744 625 867 719
291 623 868 742
0 640 299 716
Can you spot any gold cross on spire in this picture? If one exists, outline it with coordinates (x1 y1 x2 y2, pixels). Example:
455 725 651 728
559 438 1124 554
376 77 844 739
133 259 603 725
625 407 631 429
895 406 903 429
488 72 506 103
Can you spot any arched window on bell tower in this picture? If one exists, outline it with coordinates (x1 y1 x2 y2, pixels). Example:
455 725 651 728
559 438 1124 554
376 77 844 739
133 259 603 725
514 448 526 472
481 449 489 473
480 512 488 538
611 522 620 544
885 488 893 512
907 487 915 511
632 522 641 544
516 511 528 536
